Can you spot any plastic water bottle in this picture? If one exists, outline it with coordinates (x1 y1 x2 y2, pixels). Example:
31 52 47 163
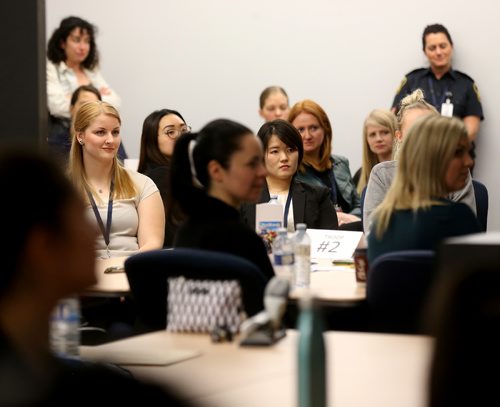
298 295 326 407
273 228 295 284
294 223 311 288
50 297 80 358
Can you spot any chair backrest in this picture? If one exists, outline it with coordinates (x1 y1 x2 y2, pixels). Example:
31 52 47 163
125 248 268 332
366 250 436 333
472 179 489 232
360 186 367 230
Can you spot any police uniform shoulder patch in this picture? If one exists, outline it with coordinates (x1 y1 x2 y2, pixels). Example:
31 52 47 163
395 68 426 94
473 82 481 102
395 77 407 95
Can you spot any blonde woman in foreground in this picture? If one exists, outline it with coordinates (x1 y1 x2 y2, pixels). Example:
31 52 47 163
362 89 476 232
367 114 480 263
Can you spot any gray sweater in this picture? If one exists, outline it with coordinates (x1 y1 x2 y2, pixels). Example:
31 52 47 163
363 160 477 234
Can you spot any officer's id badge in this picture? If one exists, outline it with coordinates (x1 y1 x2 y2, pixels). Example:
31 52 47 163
441 100 454 117
473 83 481 102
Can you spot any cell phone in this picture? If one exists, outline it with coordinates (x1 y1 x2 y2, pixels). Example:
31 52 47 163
332 259 354 266
104 265 125 274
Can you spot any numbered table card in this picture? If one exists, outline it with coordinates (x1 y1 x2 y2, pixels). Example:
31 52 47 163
307 229 363 261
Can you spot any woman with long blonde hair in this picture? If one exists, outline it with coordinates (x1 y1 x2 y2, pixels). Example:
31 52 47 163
367 114 480 262
362 89 477 232
354 109 397 194
68 101 164 258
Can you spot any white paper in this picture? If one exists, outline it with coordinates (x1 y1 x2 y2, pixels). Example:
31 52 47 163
306 229 363 260
255 202 283 234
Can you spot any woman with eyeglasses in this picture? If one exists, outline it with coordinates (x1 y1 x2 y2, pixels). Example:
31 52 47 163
240 119 338 232
138 109 191 247
289 99 361 229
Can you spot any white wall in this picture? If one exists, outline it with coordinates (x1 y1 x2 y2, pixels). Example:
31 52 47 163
46 0 500 230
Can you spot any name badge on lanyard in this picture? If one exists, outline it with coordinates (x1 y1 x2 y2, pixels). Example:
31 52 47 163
441 91 454 117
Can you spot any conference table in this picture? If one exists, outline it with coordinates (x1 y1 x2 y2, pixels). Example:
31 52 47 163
84 256 130 297
81 329 433 407
84 256 366 305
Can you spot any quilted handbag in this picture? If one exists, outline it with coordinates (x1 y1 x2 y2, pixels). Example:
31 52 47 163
166 276 245 334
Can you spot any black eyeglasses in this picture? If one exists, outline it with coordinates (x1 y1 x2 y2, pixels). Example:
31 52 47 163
164 125 192 139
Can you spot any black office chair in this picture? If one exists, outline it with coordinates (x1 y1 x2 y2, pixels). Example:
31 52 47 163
472 179 489 232
125 248 268 333
366 250 436 334
360 185 367 227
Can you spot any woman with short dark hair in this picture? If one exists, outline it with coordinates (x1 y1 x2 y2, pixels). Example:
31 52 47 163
241 119 338 232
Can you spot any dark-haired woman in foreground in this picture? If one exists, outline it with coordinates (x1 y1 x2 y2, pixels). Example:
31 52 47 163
170 119 275 280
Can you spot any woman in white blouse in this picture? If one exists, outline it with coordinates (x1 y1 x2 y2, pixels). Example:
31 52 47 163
47 17 125 160
68 101 164 258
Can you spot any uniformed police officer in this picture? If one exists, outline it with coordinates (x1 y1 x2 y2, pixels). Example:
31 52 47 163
392 24 483 162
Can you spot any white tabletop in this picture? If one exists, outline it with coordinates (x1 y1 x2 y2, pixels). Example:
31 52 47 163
81 329 433 407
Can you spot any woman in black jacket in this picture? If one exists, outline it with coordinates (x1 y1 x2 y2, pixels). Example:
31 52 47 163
240 119 338 232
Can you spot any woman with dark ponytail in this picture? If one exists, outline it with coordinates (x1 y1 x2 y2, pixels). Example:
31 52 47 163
169 119 275 280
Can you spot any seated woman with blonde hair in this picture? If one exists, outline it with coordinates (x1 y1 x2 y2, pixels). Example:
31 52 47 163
363 89 476 232
353 109 397 194
68 101 165 258
367 114 480 263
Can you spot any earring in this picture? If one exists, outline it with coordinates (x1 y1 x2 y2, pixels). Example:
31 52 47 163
78 139 84 145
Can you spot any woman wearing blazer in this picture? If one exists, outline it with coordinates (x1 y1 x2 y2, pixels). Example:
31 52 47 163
241 119 338 231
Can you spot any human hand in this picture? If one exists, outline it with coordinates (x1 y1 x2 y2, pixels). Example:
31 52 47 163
337 212 361 226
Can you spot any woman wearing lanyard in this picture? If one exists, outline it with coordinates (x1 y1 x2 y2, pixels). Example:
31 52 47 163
240 119 338 232
68 101 164 258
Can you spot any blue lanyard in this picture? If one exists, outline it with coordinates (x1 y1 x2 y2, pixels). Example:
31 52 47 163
86 180 114 254
428 77 448 108
283 184 293 228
